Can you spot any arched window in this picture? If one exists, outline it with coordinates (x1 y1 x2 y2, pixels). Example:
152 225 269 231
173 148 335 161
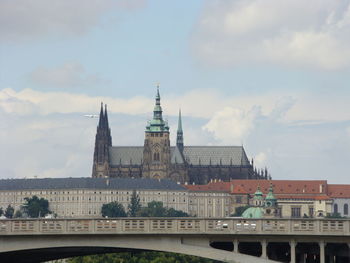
334 204 338 213
153 152 160 161
344 204 348 215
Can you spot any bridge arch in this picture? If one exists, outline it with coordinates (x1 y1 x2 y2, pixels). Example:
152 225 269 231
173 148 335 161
0 235 277 263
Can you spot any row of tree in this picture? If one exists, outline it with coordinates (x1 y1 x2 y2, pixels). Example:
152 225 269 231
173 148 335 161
101 190 189 218
1 191 188 219
0 196 51 218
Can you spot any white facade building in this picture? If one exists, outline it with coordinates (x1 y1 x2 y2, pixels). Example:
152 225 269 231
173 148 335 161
0 178 189 218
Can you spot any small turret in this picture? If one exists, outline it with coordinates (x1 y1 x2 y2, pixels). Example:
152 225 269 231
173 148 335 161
253 185 264 206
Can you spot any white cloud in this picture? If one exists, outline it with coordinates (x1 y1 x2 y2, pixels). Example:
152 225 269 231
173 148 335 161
29 62 108 88
192 0 350 70
254 152 267 166
202 106 261 144
1 88 349 123
0 0 146 42
0 88 153 116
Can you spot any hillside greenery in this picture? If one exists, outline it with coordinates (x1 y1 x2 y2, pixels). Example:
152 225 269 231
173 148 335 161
67 251 221 263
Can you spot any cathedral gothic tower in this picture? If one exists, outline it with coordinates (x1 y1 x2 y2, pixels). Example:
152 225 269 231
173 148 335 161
142 88 171 179
92 103 112 178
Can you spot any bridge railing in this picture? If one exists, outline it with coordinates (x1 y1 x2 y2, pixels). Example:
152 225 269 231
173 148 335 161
0 218 349 236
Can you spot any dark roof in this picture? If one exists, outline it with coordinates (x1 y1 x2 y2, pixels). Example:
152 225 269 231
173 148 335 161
183 146 250 166
0 177 186 191
109 146 143 165
109 145 250 166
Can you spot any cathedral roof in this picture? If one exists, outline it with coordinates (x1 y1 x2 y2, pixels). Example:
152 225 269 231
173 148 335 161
171 146 185 164
0 177 186 191
183 146 250 166
109 145 250 166
109 146 144 165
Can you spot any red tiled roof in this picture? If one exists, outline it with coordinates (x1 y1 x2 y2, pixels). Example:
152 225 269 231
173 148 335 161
275 194 331 200
328 184 350 198
230 180 328 195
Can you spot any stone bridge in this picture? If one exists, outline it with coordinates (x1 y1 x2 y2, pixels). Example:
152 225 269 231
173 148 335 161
0 218 350 263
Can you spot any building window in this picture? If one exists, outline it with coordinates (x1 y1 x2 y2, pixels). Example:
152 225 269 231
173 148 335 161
235 196 242 204
344 204 348 215
309 207 314 217
334 204 338 213
291 207 301 218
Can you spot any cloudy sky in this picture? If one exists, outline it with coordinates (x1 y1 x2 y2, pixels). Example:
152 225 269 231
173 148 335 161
1 0 350 183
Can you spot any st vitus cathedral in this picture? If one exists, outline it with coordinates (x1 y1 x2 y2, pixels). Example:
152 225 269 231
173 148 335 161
92 88 269 184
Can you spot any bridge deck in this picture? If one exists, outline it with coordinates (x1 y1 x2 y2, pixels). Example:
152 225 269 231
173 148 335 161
0 218 349 236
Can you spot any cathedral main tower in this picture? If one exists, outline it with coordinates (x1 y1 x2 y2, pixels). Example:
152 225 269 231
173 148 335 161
142 88 171 179
92 103 112 178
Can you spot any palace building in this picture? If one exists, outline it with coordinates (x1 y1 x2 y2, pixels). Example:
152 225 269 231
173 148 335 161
92 88 267 184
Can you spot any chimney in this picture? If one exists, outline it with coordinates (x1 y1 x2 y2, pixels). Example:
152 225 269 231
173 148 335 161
230 184 234 193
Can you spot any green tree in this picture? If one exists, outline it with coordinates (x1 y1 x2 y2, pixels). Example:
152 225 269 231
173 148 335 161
128 190 141 217
231 205 251 217
139 201 189 217
0 207 3 216
139 201 167 217
166 207 189 217
14 210 23 218
4 205 14 218
101 202 127 217
67 252 221 263
22 195 51 218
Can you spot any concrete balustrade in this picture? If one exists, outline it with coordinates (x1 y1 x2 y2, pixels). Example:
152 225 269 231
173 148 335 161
0 218 350 236
0 218 350 263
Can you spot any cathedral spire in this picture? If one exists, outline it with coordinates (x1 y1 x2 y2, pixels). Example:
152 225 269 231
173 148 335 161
104 104 112 146
154 86 162 120
104 104 109 128
176 109 184 152
145 86 169 132
99 102 104 127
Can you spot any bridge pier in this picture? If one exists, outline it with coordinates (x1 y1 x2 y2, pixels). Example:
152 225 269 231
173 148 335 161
233 239 239 254
261 239 267 259
290 240 296 263
319 241 325 263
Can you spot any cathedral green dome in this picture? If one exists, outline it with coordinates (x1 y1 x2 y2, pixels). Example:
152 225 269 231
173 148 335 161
242 207 264 218
146 87 169 132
